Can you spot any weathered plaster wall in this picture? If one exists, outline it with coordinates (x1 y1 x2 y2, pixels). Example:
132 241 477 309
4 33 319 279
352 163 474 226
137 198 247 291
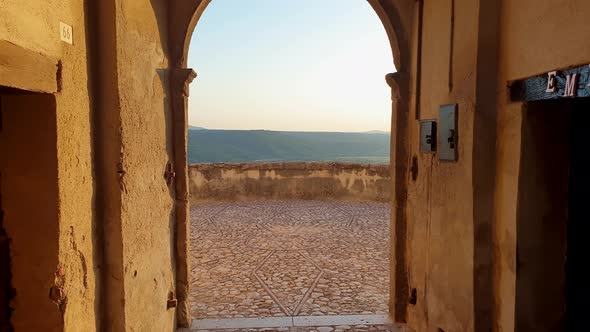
0 0 410 330
402 0 590 331
189 162 391 203
493 1 590 331
113 0 176 330
0 1 97 331
404 0 481 331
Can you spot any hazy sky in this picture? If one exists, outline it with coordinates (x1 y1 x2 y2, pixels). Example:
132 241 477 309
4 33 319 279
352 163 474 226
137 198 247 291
187 0 395 132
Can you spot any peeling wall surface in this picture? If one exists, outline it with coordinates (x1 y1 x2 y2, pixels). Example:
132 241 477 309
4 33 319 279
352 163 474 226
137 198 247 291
189 162 391 203
115 0 176 330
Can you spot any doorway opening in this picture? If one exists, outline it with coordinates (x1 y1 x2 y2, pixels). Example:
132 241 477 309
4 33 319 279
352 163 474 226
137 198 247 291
183 0 396 330
516 98 590 332
0 89 61 331
0 96 12 332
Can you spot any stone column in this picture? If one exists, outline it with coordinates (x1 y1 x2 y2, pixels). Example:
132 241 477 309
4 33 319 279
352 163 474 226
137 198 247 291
386 71 410 324
171 68 197 328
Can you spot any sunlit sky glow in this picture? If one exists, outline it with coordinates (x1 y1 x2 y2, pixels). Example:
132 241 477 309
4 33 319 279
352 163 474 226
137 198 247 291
188 0 395 132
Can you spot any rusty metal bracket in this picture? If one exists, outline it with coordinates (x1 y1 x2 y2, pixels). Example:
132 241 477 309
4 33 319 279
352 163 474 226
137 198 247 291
164 162 175 186
167 299 177 309
167 291 177 309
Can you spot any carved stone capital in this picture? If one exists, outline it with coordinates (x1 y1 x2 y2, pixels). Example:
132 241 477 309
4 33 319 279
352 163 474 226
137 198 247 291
385 72 408 102
172 68 197 97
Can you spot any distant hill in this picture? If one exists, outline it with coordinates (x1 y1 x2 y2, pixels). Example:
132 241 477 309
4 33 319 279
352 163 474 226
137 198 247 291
187 129 390 164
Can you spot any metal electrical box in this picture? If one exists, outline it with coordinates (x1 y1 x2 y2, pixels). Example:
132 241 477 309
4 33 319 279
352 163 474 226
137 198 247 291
419 120 437 153
439 104 458 161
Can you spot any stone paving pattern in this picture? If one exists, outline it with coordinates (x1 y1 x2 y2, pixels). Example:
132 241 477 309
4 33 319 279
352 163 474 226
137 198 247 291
196 325 396 331
190 201 390 320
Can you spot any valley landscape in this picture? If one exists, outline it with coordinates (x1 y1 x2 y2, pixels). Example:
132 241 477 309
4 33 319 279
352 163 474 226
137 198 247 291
187 127 390 164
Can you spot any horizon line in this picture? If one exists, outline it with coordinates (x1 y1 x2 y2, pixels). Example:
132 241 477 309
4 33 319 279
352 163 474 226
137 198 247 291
189 126 391 133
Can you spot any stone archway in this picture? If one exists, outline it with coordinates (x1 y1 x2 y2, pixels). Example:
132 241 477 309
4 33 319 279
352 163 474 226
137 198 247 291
167 0 415 327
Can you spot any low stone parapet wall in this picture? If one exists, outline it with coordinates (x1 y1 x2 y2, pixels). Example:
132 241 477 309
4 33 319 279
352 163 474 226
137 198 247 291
188 162 391 203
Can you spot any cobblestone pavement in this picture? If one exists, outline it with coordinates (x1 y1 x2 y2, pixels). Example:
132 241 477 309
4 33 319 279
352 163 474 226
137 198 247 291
190 200 390 320
196 325 395 331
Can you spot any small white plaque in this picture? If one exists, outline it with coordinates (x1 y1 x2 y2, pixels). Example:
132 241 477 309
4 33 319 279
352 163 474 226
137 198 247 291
60 22 73 44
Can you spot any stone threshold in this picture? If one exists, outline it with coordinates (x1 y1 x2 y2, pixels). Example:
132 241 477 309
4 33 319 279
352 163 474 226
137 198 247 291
180 314 394 330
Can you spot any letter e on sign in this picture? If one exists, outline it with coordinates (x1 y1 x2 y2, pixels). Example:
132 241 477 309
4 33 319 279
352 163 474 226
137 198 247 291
60 22 73 45
546 71 557 93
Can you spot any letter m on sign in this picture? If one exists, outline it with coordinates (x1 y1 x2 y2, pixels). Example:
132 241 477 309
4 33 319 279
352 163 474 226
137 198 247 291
564 74 579 97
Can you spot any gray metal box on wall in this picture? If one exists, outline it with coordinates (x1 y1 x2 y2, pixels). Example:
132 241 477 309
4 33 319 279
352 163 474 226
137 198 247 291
419 120 436 153
439 104 458 161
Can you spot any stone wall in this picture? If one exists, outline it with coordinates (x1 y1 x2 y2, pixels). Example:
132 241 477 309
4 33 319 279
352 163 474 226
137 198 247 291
189 162 391 203
5 0 590 330
0 0 406 330
1 1 97 330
